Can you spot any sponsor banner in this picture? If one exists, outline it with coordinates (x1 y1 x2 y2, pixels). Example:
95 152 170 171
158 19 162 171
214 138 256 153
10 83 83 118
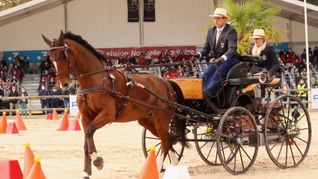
311 88 318 109
97 46 196 59
3 50 47 64
144 0 155 22
69 95 79 116
127 0 139 22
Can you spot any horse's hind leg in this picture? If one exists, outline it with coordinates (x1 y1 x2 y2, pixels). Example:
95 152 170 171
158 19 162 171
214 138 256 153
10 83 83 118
83 135 91 179
152 112 180 170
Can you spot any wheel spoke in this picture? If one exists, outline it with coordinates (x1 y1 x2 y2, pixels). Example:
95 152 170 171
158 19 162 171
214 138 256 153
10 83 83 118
239 146 245 171
294 136 308 144
145 136 160 140
226 145 236 162
156 147 162 157
289 141 296 166
290 114 306 129
239 144 253 161
199 141 209 150
147 142 161 153
270 141 280 151
233 147 237 172
167 152 172 163
206 141 215 160
298 128 309 131
221 139 227 161
287 98 291 121
293 140 304 157
285 137 288 167
276 137 286 161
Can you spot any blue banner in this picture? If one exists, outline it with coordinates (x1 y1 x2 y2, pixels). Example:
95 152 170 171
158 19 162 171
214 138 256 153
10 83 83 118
272 42 289 55
3 50 48 64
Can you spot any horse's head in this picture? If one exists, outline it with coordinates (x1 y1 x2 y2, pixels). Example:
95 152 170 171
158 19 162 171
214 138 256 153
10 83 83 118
42 31 73 90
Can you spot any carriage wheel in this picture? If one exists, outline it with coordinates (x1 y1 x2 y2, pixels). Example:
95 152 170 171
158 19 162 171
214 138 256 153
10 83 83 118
141 128 185 171
194 123 222 166
264 94 311 169
216 107 259 175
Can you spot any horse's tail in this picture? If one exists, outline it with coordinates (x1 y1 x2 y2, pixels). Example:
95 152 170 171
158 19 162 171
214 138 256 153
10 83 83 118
167 80 189 148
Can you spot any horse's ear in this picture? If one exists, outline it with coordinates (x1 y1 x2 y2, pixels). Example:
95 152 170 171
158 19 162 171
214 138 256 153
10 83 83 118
42 34 52 46
59 30 64 40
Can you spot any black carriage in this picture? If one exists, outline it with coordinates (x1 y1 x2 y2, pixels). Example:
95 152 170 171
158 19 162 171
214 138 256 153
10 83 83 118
142 55 312 175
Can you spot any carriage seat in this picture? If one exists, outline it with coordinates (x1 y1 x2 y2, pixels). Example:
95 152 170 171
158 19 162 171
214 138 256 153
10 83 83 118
226 56 268 86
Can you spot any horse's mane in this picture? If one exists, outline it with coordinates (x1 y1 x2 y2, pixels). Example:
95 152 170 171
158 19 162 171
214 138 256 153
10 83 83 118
63 32 108 63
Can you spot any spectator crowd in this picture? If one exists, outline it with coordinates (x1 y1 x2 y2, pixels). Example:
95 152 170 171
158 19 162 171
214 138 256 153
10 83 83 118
1 45 318 113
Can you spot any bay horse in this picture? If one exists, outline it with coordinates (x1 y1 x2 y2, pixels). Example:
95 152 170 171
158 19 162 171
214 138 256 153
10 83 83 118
42 31 186 178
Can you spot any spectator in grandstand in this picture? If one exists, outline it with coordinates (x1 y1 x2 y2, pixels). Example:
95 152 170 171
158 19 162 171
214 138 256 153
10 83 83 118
48 76 56 90
169 67 178 78
9 85 19 116
1 57 7 67
297 78 307 106
0 85 3 110
19 87 28 116
300 48 306 61
62 88 71 109
22 56 30 73
50 87 60 109
39 59 51 74
296 58 306 75
250 29 280 76
39 85 49 114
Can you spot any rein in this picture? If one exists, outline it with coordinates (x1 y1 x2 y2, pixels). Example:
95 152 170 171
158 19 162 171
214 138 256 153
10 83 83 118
48 43 214 122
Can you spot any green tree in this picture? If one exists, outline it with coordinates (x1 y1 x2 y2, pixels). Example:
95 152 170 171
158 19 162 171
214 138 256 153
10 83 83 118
223 0 281 55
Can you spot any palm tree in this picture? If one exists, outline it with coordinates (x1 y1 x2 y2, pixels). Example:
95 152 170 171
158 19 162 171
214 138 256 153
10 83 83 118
223 0 281 55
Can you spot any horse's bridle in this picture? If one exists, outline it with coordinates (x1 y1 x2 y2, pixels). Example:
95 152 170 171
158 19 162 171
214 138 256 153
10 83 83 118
48 43 77 79
48 43 113 81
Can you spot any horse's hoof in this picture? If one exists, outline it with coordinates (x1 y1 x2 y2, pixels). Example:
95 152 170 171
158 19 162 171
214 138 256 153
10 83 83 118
93 156 104 170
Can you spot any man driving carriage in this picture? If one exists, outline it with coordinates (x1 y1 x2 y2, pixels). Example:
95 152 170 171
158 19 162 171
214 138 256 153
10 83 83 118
196 8 240 98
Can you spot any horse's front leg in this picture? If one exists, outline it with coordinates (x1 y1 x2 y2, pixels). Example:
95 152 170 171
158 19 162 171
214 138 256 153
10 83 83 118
86 124 104 170
86 111 113 171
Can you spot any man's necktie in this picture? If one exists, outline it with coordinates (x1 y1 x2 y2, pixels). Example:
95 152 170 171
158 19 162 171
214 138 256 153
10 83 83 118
216 29 221 45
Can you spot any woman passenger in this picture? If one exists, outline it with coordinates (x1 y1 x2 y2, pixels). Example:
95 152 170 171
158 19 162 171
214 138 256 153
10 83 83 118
250 28 280 76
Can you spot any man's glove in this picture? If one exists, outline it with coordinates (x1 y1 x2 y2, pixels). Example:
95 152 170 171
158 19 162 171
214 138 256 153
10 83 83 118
213 57 224 64
194 53 201 59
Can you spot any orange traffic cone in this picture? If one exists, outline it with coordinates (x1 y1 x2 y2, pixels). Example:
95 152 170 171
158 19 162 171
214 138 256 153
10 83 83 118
0 112 8 134
0 160 23 179
26 156 46 179
52 108 59 120
139 146 159 179
23 143 35 179
46 113 52 120
75 111 82 121
6 122 19 134
68 120 81 131
57 110 69 131
15 110 27 130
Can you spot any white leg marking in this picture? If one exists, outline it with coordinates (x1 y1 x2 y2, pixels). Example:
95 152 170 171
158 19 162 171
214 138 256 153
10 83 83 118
83 172 89 177
90 152 98 161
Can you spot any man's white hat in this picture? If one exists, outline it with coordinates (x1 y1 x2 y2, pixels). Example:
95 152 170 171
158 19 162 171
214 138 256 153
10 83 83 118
251 29 266 38
209 8 228 18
